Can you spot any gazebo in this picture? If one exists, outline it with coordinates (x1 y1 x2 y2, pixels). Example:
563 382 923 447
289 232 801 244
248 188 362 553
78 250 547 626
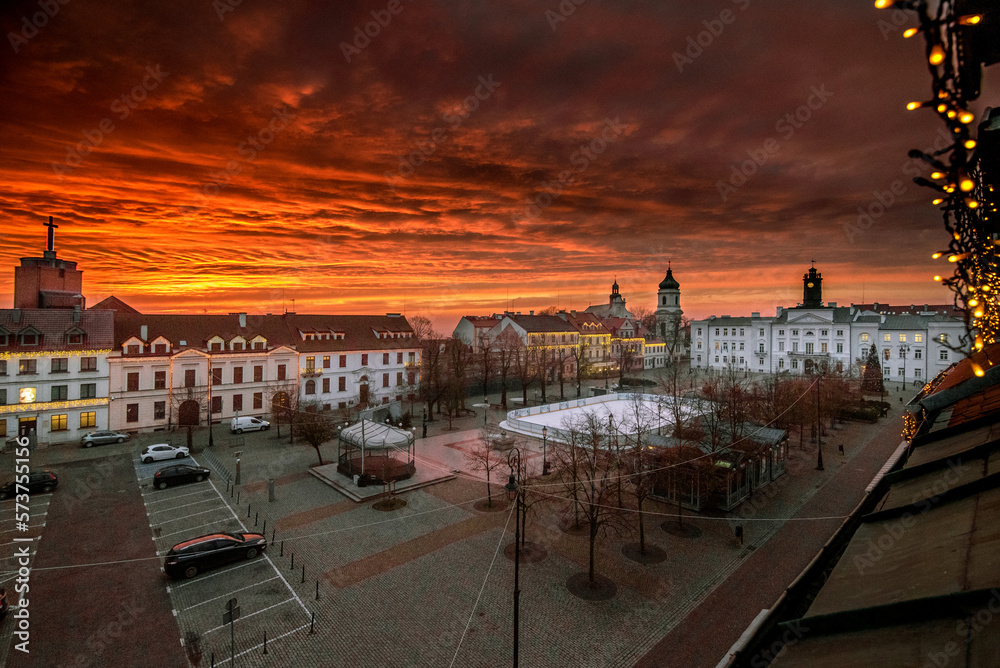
336 419 416 486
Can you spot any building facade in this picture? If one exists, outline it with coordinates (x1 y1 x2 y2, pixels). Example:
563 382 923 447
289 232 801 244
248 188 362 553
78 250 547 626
690 266 967 384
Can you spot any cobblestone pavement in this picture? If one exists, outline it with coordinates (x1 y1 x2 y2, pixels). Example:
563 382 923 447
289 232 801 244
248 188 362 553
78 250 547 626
10 382 911 668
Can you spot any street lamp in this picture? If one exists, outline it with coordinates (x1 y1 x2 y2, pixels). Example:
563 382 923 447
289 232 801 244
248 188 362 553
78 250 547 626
485 396 489 426
816 373 824 471
542 426 549 475
504 447 523 668
657 402 663 437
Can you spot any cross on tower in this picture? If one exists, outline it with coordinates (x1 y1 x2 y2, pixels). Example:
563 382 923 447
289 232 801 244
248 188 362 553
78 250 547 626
44 216 58 253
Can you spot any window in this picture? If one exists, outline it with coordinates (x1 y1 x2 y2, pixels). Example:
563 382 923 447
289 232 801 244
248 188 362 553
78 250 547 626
254 341 265 350
778 341 785 352
51 414 68 431
408 371 415 386
915 349 922 359
19 359 37 375
836 343 843 354
80 411 96 428
305 380 316 395
739 342 744 351
758 343 765 353
805 342 813 354
940 349 949 360
397 352 403 364
791 360 798 369
362 354 368 366
899 334 907 342
739 328 744 336
714 341 719 350
253 392 263 409
915 334 923 343
306 357 316 372
898 367 905 377
233 394 243 412
127 372 139 392
154 370 166 389
339 377 346 392
212 368 222 386
837 330 844 337
861 333 869 343
396 372 403 386
210 342 222 352
154 343 167 354
792 342 799 352
185 369 196 387
715 356 719 363
792 329 799 336
233 367 244 384
212 396 222 414
154 402 165 420
0 360 5 375
339 355 347 368
383 353 390 365
127 344 140 355
821 343 828 353
80 383 97 399
697 341 703 350
323 356 331 369
277 364 286 381
758 328 764 336
21 333 38 346
51 358 68 373
232 341 244 351
884 333 891 342
81 356 97 372
821 330 828 337
939 333 949 344
382 373 389 388
322 377 330 393
778 329 784 336
778 359 784 369
408 352 415 363
254 365 263 382
126 404 139 422
723 328 728 336
915 369 922 379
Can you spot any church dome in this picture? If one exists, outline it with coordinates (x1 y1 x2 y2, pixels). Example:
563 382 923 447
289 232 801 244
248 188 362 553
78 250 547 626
658 267 679 290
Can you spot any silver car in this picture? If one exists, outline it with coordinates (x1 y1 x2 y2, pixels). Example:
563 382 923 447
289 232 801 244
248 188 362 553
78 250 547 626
81 430 130 447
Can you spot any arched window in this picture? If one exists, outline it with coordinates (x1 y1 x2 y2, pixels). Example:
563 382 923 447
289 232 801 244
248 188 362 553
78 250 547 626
861 332 870 343
305 380 316 395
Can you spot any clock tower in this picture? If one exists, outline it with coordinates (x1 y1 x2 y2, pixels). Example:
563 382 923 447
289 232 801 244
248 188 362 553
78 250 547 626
802 265 822 308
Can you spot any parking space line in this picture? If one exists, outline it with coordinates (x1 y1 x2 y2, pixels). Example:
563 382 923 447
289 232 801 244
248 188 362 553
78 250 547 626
202 598 296 636
216 622 312 666
158 519 235 540
147 498 216 515
143 489 213 505
155 507 229 525
203 478 312 619
179 576 280 612
0 513 49 523
171 558 265 588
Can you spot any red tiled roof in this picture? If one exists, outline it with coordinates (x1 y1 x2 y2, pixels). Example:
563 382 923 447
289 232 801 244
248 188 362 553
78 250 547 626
0 308 114 350
89 295 141 314
506 314 577 333
928 343 1000 395
948 383 1000 427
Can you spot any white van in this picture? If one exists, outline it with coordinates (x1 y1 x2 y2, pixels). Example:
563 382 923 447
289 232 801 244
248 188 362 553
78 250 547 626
231 416 270 434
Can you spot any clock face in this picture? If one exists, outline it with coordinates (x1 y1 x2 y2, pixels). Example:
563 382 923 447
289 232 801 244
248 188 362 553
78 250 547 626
807 282 814 288
19 387 36 404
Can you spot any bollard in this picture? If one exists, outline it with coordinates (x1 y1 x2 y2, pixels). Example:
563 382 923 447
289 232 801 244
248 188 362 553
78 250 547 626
301 564 305 583
211 652 215 668
236 490 240 504
263 630 267 655
268 478 276 503
247 503 251 518
262 519 266 535
316 580 320 600
255 511 259 527
271 529 276 546
280 540 284 557
309 611 315 634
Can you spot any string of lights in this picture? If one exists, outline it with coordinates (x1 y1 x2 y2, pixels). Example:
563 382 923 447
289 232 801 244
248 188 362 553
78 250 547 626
877 0 1000 362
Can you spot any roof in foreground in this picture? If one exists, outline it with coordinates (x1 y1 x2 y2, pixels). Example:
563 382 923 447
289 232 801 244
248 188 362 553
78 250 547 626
755 343 1000 667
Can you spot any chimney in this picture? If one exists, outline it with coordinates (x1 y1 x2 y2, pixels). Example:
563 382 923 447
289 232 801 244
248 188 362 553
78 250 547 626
140 324 148 340
828 302 837 308
571 310 576 316
11 309 20 324
529 310 534 316
73 305 82 323
776 306 782 316
239 313 247 327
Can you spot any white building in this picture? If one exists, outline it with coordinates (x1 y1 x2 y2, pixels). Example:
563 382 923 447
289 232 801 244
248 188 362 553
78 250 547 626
690 266 966 384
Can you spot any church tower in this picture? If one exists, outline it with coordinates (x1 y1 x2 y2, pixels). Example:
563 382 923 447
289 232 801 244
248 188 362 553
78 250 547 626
655 264 682 351
14 217 85 309
802 265 823 308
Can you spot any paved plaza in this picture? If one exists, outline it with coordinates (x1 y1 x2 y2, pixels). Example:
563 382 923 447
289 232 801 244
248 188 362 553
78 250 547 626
2 377 915 667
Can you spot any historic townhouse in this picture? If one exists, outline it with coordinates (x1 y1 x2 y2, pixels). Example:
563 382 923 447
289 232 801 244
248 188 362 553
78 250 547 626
106 312 421 434
489 314 579 382
556 311 612 374
0 307 114 446
690 266 966 383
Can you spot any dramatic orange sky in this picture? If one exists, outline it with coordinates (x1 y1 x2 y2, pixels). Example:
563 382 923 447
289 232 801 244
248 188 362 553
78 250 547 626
2 0 998 333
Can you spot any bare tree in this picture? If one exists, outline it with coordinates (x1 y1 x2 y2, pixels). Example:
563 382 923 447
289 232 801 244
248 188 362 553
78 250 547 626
631 305 657 334
294 400 336 466
466 427 506 508
619 394 658 554
495 327 520 408
570 345 593 398
408 314 435 342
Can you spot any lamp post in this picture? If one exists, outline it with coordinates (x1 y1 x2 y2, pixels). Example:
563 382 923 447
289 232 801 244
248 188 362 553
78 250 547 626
815 373 824 471
657 402 663 437
541 426 549 475
485 396 489 426
504 447 523 668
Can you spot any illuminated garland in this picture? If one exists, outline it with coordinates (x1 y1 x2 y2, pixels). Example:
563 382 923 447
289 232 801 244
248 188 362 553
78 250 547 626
0 397 109 415
877 0 999 356
0 348 113 360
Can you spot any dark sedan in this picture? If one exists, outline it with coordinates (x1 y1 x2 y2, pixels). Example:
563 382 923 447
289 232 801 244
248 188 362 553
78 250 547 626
164 532 267 579
0 470 58 499
153 465 211 490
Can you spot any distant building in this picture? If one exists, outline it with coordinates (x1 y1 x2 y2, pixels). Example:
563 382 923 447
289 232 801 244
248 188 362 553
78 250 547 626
584 278 635 319
689 265 967 384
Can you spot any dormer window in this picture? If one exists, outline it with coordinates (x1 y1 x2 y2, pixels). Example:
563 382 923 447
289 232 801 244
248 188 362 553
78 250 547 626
68 333 83 345
210 342 222 352
126 344 141 355
21 332 38 346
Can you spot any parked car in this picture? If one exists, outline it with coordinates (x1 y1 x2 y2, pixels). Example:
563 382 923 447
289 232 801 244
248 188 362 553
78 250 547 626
81 430 130 447
230 416 270 434
164 532 268 579
140 444 190 463
0 470 58 499
153 465 211 489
